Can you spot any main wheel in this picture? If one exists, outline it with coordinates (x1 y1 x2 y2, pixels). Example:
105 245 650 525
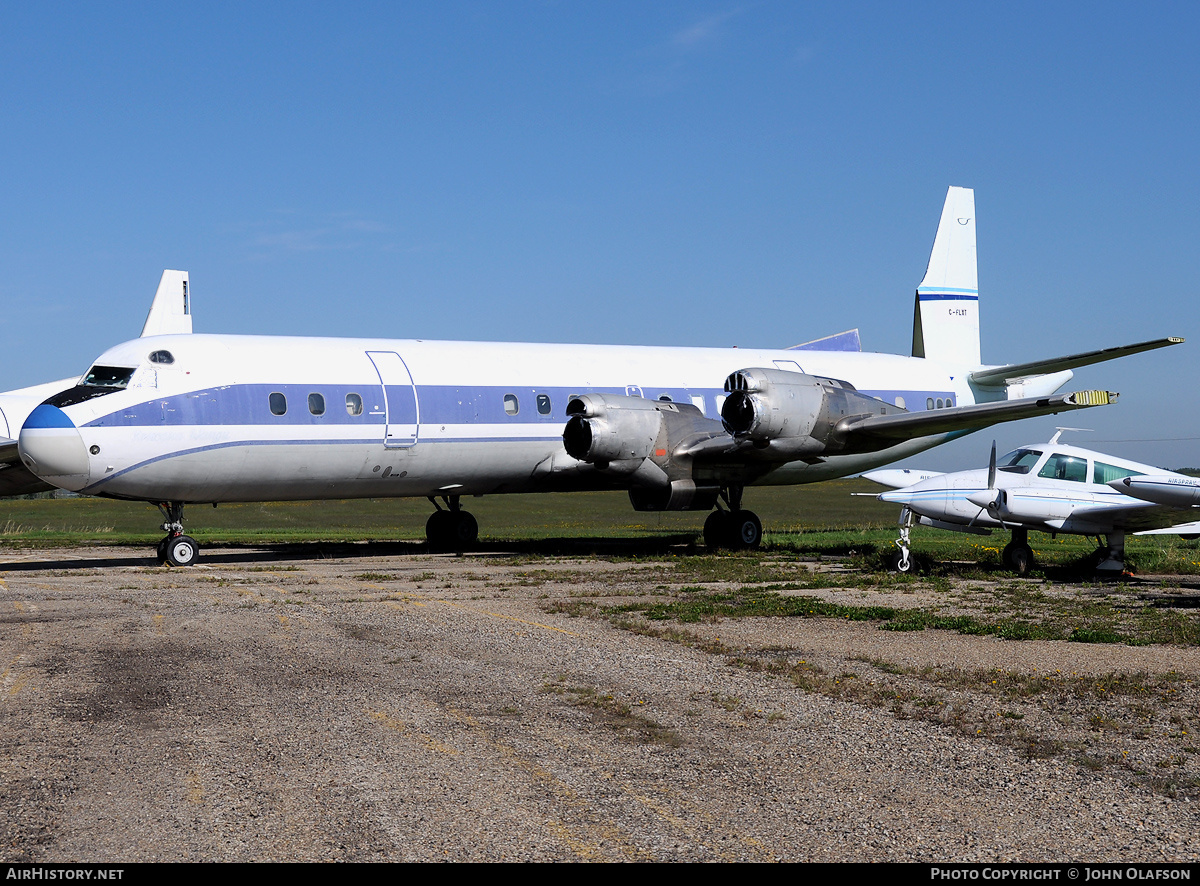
703 510 733 550
156 537 169 565
426 510 453 550
1009 544 1033 576
165 535 198 567
450 511 479 548
728 510 762 550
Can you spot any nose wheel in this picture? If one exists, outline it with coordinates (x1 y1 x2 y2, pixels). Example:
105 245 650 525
155 502 200 566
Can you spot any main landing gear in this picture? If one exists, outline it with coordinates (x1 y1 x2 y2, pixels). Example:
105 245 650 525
155 502 199 567
1092 530 1128 575
426 495 478 551
1001 527 1035 577
703 486 763 551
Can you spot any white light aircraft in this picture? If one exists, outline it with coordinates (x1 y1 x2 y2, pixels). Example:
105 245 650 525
0 270 192 497
867 432 1200 575
9 188 1181 565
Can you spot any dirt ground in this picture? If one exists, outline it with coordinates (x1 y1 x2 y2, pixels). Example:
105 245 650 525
2 543 1199 862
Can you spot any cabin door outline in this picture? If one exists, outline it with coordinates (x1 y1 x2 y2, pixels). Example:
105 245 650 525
366 351 420 448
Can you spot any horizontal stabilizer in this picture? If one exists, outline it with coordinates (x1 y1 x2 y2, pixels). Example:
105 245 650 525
788 329 862 353
969 337 1183 387
839 389 1117 446
140 270 192 337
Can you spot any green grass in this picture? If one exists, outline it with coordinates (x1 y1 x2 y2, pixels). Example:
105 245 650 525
4 480 1200 577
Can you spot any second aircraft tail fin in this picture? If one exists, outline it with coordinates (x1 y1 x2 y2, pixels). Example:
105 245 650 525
912 186 979 366
140 270 192 337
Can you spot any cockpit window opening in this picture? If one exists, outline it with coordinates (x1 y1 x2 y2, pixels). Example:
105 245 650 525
998 448 1043 474
269 392 287 416
536 394 552 415
308 393 326 416
658 394 673 402
503 394 519 416
82 365 136 388
346 393 363 416
148 350 174 365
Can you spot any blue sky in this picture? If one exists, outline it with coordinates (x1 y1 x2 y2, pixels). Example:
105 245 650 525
2 2 1197 470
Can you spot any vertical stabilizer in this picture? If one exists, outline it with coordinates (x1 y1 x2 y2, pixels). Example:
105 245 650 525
911 187 979 366
140 270 192 337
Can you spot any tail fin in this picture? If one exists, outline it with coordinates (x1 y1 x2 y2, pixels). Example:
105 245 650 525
911 187 979 366
140 270 192 337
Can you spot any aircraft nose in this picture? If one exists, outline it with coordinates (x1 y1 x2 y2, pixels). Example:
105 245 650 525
18 405 91 492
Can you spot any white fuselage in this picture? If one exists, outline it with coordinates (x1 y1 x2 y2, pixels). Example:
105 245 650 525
18 333 1022 504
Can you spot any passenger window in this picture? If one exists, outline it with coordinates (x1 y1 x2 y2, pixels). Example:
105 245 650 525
536 394 552 415
927 398 934 410
346 393 363 416
308 393 325 416
1094 462 1142 485
1038 453 1088 483
503 394 519 415
269 392 287 416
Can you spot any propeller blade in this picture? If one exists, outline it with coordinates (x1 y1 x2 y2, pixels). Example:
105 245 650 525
987 440 997 490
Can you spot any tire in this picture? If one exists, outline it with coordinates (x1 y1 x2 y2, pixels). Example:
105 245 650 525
703 510 732 550
451 511 478 548
165 535 198 567
156 538 168 565
1009 544 1033 576
729 510 762 550
426 510 453 550
892 550 913 573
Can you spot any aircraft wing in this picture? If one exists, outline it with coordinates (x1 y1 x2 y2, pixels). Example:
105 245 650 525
835 389 1116 451
968 337 1182 386
1136 521 1200 537
0 438 52 497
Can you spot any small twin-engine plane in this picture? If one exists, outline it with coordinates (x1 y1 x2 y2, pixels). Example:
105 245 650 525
8 188 1181 565
867 432 1200 575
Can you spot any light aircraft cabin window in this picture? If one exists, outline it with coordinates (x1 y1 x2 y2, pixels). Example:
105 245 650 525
503 394 519 416
998 449 1043 474
269 392 287 416
308 393 326 416
83 365 136 388
346 393 363 416
1038 453 1088 483
1093 462 1143 485
148 350 174 365
536 394 552 415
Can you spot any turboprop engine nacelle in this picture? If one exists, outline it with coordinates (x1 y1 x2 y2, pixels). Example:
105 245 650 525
720 367 905 457
561 393 723 511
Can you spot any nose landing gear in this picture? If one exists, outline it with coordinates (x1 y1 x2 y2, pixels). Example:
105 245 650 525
155 502 199 567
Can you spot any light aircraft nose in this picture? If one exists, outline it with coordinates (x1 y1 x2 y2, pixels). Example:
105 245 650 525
18 404 91 492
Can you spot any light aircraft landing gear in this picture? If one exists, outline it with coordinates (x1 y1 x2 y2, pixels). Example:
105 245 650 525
155 502 199 567
891 507 914 573
426 495 478 552
1094 530 1128 575
1001 527 1034 576
704 486 762 551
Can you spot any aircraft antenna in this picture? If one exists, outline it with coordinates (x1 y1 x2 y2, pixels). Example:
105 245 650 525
1049 427 1092 445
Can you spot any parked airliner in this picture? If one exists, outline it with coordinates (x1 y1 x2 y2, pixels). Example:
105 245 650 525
9 189 1181 565
867 432 1200 575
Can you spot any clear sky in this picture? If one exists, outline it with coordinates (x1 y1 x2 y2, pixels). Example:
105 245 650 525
2 2 1197 471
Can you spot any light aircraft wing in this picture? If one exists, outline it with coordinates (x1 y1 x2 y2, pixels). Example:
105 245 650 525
861 468 945 489
968 337 1183 386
